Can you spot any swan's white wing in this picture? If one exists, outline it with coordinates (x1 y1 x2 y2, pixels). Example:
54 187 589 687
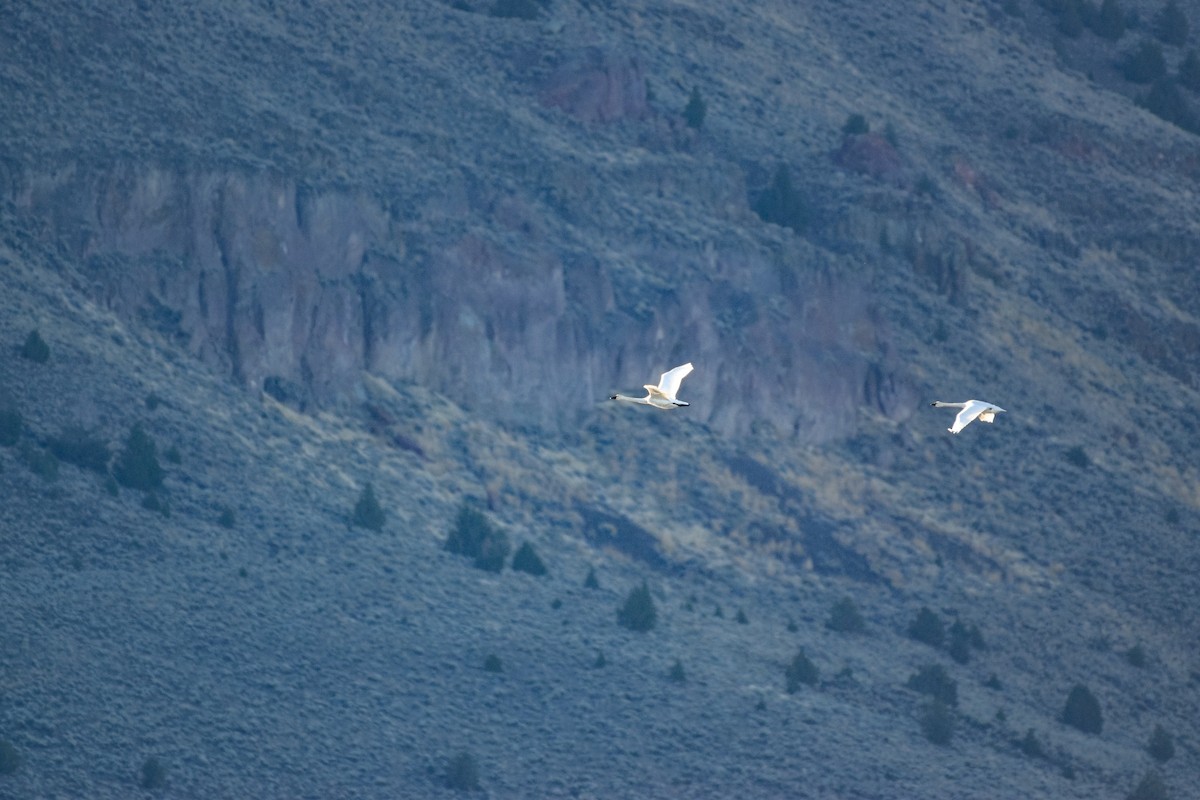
656 362 693 401
950 400 988 433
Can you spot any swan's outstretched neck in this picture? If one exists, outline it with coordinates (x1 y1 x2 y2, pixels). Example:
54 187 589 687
930 400 964 408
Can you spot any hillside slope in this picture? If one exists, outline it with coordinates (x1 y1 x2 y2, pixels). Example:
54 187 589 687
2 0 1199 797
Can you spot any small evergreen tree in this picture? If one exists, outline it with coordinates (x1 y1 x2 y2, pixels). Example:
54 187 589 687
352 483 385 531
1147 724 1175 762
785 649 819 692
445 750 481 791
752 165 809 233
1155 1 1189 47
908 607 945 648
842 113 869 136
1020 729 1045 758
1140 78 1198 131
684 86 707 129
583 566 600 589
491 0 540 20
483 654 503 673
1126 643 1147 668
907 664 959 707
445 502 509 572
617 582 657 632
669 659 687 683
1062 683 1103 734
826 597 865 633
512 542 548 576
113 423 164 491
19 329 49 363
218 506 236 529
1057 0 1085 37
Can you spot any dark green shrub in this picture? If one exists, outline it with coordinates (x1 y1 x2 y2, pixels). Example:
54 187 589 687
617 582 657 632
141 491 170 517
842 113 869 136
1127 770 1168 800
669 659 687 683
908 607 945 648
0 739 19 774
1062 683 1103 734
948 620 983 663
1179 50 1200 90
1148 724 1175 762
19 442 58 481
19 329 49 363
445 750 480 791
907 664 958 707
49 428 110 473
114 423 163 491
1063 445 1091 469
491 0 539 20
352 483 385 531
218 506 236 529
1126 643 1147 667
483 654 503 673
1093 0 1126 39
0 409 21 446
1155 1 1189 46
1020 729 1045 758
1140 78 1198 131
164 444 182 465
921 699 954 745
752 165 809 234
684 86 707 129
826 597 865 633
445 503 509 571
1056 0 1085 37
735 609 749 625
512 542 547 576
140 756 167 789
592 651 607 669
785 649 819 692
1123 41 1168 84
144 392 163 411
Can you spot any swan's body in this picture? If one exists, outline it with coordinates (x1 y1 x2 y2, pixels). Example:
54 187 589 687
930 399 1006 434
609 362 694 409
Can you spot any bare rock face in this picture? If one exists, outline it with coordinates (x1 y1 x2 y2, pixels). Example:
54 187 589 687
539 47 651 124
10 164 914 441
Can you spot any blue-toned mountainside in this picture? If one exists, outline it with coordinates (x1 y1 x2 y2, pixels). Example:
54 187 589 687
2 1 1199 797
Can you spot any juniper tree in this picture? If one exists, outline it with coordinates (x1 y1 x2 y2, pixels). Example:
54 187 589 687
1062 683 1103 734
617 582 657 632
352 483 385 531
114 423 164 491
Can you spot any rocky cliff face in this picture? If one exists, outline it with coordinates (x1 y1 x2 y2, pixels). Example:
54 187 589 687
10 161 915 440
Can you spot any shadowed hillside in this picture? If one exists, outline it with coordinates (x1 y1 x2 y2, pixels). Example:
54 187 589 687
2 1 1199 797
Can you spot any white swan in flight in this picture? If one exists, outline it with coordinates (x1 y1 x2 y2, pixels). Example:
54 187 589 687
609 362 694 409
930 399 1006 434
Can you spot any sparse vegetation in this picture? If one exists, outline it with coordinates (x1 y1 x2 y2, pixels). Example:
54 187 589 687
1062 683 1103 734
113 423 164 491
617 582 657 632
0 739 19 774
0 409 22 447
19 329 49 363
907 664 958 706
511 542 547 576
445 750 480 791
1147 724 1175 762
1127 770 1169 800
785 649 819 692
826 597 865 633
907 607 945 648
140 756 167 789
445 502 509 572
49 427 110 473
351 482 385 531
921 699 955 745
1154 1 1189 47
